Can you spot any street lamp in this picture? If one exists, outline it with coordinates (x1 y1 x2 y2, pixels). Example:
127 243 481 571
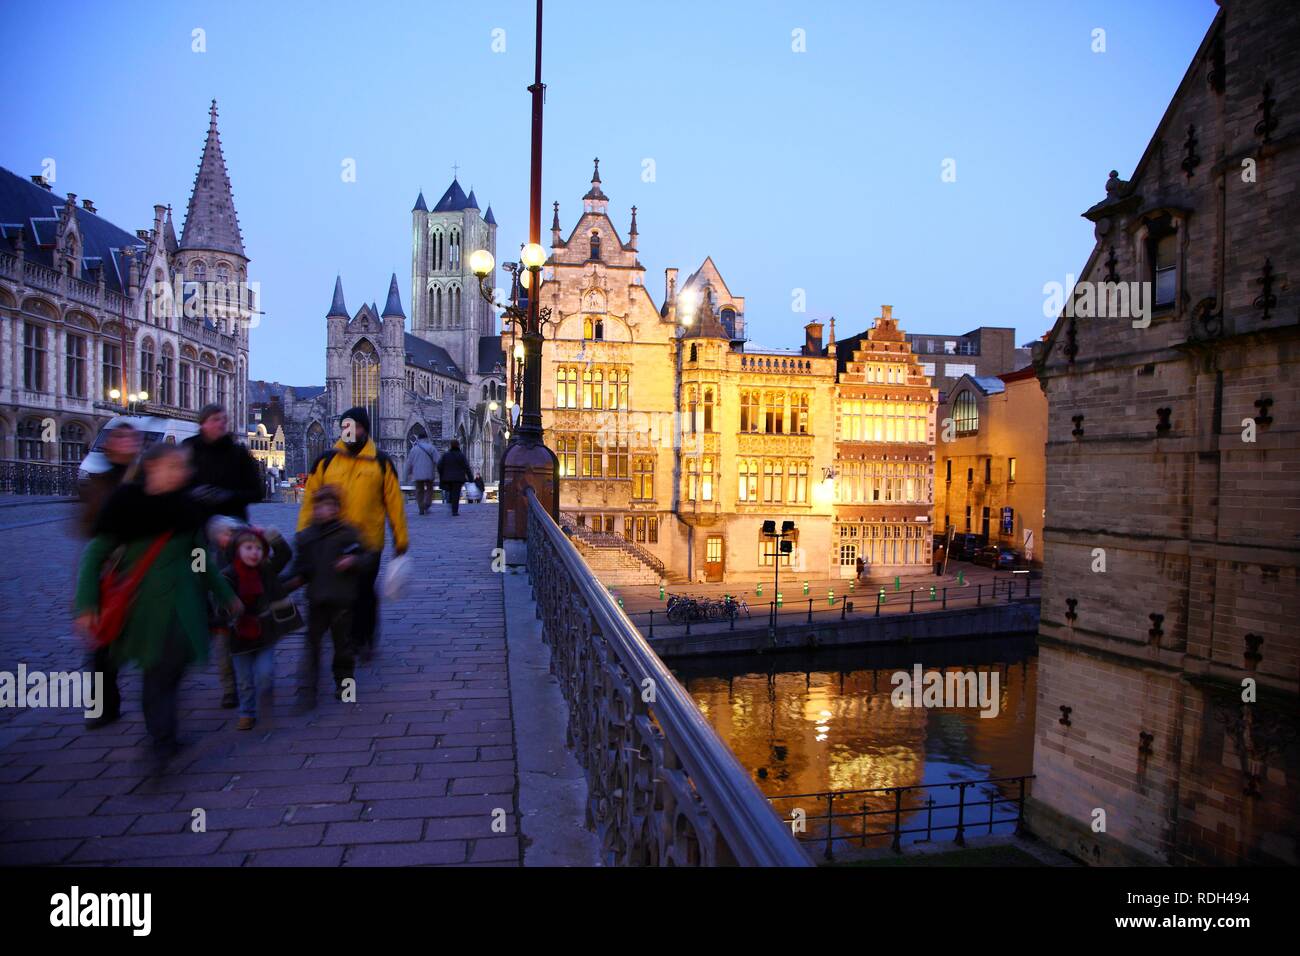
474 0 558 550
762 519 797 631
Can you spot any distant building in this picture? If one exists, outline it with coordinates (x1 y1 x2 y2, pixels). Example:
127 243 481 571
0 101 251 466
246 421 285 473
273 178 506 480
831 307 938 579
900 327 1030 400
1028 0 1298 865
934 367 1046 564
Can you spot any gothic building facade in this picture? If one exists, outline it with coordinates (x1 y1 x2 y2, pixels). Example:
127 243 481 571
1027 0 1298 865
0 101 251 467
281 179 506 478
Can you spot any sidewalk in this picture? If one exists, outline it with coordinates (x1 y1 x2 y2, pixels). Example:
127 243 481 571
0 502 530 866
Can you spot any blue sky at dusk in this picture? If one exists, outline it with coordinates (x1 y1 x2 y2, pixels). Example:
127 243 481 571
0 0 1219 385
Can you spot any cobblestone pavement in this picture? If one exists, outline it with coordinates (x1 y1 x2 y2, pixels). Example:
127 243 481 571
0 498 519 866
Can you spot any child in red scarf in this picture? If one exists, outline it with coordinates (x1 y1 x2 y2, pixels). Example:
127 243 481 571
222 527 294 729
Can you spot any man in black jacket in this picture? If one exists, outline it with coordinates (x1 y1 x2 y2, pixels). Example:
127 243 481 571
183 404 262 521
436 439 472 516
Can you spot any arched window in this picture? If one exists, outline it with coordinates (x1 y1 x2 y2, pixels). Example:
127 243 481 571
60 422 87 463
953 390 979 435
351 340 380 429
434 286 443 327
306 421 327 467
720 307 736 337
17 418 44 460
139 340 155 398
594 319 603 340
583 317 594 340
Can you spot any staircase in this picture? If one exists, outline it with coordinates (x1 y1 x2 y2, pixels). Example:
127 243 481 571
561 518 666 587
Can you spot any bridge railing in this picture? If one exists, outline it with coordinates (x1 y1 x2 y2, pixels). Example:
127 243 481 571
525 488 810 867
0 460 80 497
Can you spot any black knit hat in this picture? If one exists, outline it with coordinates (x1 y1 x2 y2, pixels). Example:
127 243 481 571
340 406 371 434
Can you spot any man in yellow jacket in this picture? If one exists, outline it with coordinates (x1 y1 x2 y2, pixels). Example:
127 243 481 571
297 407 408 662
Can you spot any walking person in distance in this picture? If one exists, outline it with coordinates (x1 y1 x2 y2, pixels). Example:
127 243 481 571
436 439 472 517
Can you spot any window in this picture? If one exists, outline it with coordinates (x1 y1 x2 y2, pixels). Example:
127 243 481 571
762 460 783 503
967 467 973 484
633 457 654 500
839 542 857 566
685 385 698 433
23 323 46 391
759 529 795 567
740 391 759 432
17 418 44 460
350 342 380 427
706 536 722 563
701 457 713 501
179 362 192 409
1008 457 1017 483
953 390 978 435
945 459 952 483
981 507 991 539
686 458 698 500
788 461 809 503
139 343 155 398
703 388 714 432
763 391 784 433
556 367 577 409
944 363 976 378
65 334 86 399
101 343 121 399
921 362 936 377
60 422 87 463
557 434 577 477
608 435 629 478
648 516 658 544
964 506 971 532
582 368 594 409
791 392 810 434
592 370 603 410
580 434 603 477
199 367 211 406
1153 231 1177 307
737 459 757 502
984 458 991 483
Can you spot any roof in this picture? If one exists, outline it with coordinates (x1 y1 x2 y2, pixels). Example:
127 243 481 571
484 205 496 226
948 374 1006 398
412 191 427 212
328 275 348 317
248 380 326 403
432 178 472 212
179 100 245 256
477 334 505 376
404 333 465 381
0 165 145 296
382 273 404 318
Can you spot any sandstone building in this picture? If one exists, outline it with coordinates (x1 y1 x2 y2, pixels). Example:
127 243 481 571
935 366 1047 564
0 102 251 470
1028 0 1298 865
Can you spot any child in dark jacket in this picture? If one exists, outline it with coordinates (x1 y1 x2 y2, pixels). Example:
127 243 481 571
222 526 293 729
282 485 376 709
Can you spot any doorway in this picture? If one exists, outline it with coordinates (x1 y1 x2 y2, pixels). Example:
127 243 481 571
705 535 724 582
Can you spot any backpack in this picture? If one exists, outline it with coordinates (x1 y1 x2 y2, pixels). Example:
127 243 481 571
310 447 398 483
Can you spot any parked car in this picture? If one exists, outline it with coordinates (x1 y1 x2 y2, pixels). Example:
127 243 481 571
974 546 1020 570
942 533 986 562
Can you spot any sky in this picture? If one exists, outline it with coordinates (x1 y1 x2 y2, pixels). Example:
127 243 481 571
0 0 1220 385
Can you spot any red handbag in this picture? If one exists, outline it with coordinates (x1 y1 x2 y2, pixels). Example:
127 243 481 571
93 531 173 647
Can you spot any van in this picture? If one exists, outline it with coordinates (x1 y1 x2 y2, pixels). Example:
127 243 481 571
78 414 201 480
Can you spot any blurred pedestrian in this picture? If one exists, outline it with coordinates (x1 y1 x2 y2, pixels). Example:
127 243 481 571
183 404 262 521
75 444 241 763
75 421 142 729
206 514 247 709
436 440 472 517
284 484 376 709
404 436 437 516
296 407 407 663
221 526 293 730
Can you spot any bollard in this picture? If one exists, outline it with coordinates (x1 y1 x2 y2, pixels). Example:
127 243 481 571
849 579 856 593
777 591 784 608
878 587 886 606
803 580 810 596
909 589 915 613
649 609 654 637
929 585 937 601
976 583 982 606
659 584 665 601
841 598 848 619
807 598 813 623
756 583 763 598
828 589 835 607
957 570 965 586
942 588 947 609
894 575 901 592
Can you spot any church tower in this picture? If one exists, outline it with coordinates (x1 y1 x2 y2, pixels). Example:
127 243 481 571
177 99 250 430
410 176 497 376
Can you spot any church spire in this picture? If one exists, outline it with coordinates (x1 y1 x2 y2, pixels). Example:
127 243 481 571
382 273 405 318
582 157 608 214
551 201 562 246
180 99 245 256
328 275 348 318
627 205 638 251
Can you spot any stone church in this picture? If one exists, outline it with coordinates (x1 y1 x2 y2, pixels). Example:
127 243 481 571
280 178 506 478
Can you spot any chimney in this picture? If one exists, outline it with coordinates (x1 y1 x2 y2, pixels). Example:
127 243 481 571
30 174 51 190
81 199 96 213
881 304 893 321
803 320 824 356
135 229 150 241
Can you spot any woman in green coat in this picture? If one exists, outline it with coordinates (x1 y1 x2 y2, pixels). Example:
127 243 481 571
75 443 241 758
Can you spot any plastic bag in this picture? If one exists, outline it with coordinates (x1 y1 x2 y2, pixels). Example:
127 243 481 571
382 553 412 601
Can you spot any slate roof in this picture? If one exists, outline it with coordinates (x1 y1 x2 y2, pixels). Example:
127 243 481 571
382 273 404 318
484 205 496 226
432 178 472 212
328 275 348 317
0 165 145 296
412 191 427 212
477 334 505 375
179 101 245 256
404 333 465 381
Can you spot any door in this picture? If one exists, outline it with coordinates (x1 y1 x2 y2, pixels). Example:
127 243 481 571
705 535 724 582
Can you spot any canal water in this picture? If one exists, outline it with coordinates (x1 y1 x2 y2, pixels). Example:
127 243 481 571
670 635 1037 853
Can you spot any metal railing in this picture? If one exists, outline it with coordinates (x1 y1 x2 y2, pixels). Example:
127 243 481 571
0 460 80 497
626 575 1040 640
768 775 1034 860
526 488 809 866
562 520 667 577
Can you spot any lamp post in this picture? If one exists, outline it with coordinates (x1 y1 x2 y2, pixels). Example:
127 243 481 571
471 0 558 551
762 519 796 631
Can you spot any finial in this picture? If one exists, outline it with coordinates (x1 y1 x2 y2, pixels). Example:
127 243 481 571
592 157 601 183
551 201 560 230
629 205 638 235
452 161 460 180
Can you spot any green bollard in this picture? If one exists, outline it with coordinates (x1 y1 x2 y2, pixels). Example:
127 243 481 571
929 585 937 601
894 575 901 592
803 580 810 596
828 589 835 607
776 591 783 608
659 584 665 601
617 598 624 608
756 583 763 598
956 570 964 586
878 587 886 605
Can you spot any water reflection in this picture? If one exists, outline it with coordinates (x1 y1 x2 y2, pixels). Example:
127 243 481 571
672 636 1037 850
